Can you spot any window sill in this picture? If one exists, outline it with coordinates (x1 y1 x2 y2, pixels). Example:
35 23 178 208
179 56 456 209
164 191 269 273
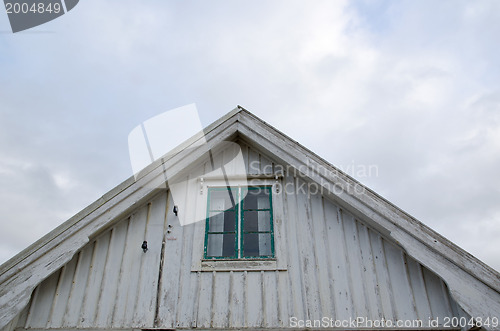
193 259 287 272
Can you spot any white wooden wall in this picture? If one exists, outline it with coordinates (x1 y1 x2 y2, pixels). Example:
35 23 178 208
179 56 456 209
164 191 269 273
11 141 466 330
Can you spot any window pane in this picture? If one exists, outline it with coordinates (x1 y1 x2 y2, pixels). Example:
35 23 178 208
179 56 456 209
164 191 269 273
258 233 272 256
243 188 270 210
208 210 235 232
210 189 236 211
243 233 272 257
243 211 271 232
207 233 235 257
243 233 258 257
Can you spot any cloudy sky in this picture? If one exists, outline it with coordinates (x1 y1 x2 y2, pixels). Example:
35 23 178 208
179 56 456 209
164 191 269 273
0 0 499 272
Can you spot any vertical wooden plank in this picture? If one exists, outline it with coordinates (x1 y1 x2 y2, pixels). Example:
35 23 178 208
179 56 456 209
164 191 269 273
223 141 239 176
188 271 200 328
309 193 333 318
384 240 417 322
196 271 213 329
439 281 455 319
94 219 129 327
111 206 148 327
318 199 339 321
212 149 224 170
246 271 262 328
277 270 290 327
175 167 203 328
62 245 93 327
133 193 166 327
248 148 260 175
24 284 39 327
157 191 182 328
447 291 460 321
341 213 368 319
190 161 211 271
402 254 420 320
357 224 382 320
79 231 111 328
262 271 278 327
46 264 65 326
260 154 273 175
423 267 453 321
126 202 151 328
229 271 245 328
282 174 306 320
175 224 197 329
191 271 201 327
239 141 249 173
324 204 352 321
324 204 353 320
273 178 287 270
406 257 432 320
190 213 206 270
47 254 78 327
212 272 230 328
370 235 395 322
294 183 321 321
25 269 61 328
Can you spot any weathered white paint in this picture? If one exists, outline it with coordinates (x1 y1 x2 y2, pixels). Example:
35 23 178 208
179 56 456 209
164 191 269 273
14 142 467 330
1 107 498 330
0 109 241 329
236 111 500 321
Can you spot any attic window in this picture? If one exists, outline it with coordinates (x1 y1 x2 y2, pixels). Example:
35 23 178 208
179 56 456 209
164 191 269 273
204 186 274 259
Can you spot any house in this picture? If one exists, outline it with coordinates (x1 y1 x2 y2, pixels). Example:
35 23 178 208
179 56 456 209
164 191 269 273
0 106 499 330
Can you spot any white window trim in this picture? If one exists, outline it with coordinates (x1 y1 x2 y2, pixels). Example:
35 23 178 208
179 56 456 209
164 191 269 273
191 177 287 272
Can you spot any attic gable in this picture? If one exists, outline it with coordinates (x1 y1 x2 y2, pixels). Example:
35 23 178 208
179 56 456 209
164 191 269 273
10 141 468 330
0 106 499 330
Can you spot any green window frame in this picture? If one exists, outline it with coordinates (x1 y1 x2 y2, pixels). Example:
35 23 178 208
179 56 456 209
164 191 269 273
204 186 274 259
